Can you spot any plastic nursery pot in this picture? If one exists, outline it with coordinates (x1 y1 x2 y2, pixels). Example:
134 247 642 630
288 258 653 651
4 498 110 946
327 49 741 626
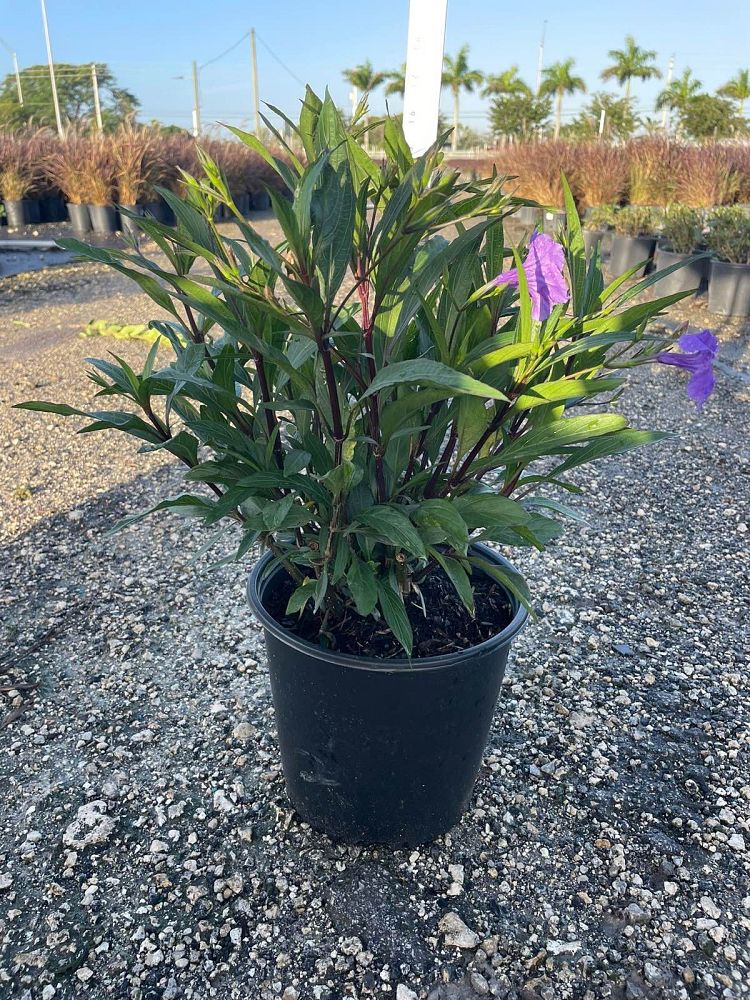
247 543 528 847
66 202 92 234
250 190 271 211
515 205 540 226
39 195 67 223
708 259 750 316
88 204 120 235
544 210 567 234
142 200 176 226
652 247 709 297
118 204 145 240
583 229 605 256
4 199 35 227
609 234 656 278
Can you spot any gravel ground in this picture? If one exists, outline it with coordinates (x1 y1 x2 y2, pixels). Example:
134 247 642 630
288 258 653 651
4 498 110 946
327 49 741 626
1 222 750 1000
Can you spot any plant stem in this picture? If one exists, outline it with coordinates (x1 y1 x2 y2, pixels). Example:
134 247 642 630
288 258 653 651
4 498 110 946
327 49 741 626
252 349 285 469
358 274 387 503
317 331 345 465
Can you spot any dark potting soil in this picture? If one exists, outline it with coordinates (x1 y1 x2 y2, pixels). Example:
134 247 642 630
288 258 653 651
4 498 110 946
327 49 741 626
264 565 514 659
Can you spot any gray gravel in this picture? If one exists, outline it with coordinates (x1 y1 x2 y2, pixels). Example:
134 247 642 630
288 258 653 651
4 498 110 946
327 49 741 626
1 240 750 999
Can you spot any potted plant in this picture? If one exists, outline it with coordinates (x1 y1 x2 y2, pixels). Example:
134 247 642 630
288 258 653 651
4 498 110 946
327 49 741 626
609 205 660 277
112 126 159 239
0 134 37 227
84 135 119 235
47 134 94 234
653 206 709 296
18 91 716 847
704 207 750 316
582 205 616 256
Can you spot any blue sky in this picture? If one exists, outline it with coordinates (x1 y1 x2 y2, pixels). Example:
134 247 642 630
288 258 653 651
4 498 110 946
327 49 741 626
2 0 749 132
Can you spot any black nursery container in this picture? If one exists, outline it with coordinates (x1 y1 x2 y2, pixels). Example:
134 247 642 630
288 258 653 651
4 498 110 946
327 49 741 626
4 199 34 227
89 204 119 235
247 544 528 847
67 202 92 234
708 259 750 316
609 234 656 278
652 247 709 297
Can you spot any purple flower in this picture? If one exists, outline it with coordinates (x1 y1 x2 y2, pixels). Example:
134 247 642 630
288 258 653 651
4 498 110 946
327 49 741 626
492 230 569 321
657 329 719 411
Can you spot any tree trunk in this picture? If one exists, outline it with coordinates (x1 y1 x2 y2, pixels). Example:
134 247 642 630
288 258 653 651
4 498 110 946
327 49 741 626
452 88 460 151
554 91 562 139
625 77 631 101
363 92 370 151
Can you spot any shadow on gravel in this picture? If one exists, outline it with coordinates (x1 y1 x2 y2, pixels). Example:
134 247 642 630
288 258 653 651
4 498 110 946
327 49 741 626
0 432 748 998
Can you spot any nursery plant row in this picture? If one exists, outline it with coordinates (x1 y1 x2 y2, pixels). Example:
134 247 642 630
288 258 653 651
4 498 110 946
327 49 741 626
0 127 284 235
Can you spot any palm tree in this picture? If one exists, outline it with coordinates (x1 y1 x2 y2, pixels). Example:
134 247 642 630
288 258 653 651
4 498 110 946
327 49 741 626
539 59 586 139
601 35 661 100
385 64 406 99
441 46 483 151
656 67 702 114
481 65 531 99
342 61 385 149
718 68 750 116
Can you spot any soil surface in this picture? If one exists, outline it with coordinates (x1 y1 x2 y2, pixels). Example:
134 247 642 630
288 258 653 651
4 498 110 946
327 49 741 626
1 216 749 1000
265 566 515 659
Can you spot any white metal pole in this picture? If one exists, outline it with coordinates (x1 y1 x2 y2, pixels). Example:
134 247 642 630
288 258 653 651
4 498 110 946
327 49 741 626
91 63 103 132
40 0 63 136
250 28 261 136
192 59 201 137
661 55 674 131
12 51 23 105
598 108 606 136
402 0 448 157
536 20 547 96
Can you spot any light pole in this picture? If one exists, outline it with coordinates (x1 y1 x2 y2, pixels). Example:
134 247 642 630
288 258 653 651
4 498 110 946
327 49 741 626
39 0 63 136
250 29 261 136
91 63 103 132
0 38 24 105
536 20 547 96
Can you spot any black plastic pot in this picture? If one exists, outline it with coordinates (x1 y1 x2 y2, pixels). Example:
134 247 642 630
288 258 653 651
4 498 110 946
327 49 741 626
544 210 566 234
583 229 605 256
250 190 271 211
39 195 67 223
247 544 528 846
118 204 145 240
515 205 539 226
142 200 176 226
652 247 708 297
609 234 656 277
66 202 92 234
708 259 750 316
4 199 34 227
88 204 119 235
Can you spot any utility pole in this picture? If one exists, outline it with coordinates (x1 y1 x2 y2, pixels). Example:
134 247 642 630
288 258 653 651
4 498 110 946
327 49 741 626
661 55 674 132
192 59 201 137
536 20 547 96
40 0 63 136
250 28 261 136
12 51 23 105
0 38 24 104
91 63 103 132
598 108 606 137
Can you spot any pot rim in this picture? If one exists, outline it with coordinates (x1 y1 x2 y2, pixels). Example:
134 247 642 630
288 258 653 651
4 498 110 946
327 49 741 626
710 258 750 271
247 542 529 673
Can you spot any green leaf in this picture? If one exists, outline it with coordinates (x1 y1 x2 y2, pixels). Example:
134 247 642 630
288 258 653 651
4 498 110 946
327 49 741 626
452 493 530 529
346 556 378 616
353 505 427 557
262 495 294 531
286 577 317 615
362 359 508 403
110 494 215 535
429 547 474 615
513 376 624 409
411 499 469 552
377 578 413 656
283 450 312 476
468 555 531 611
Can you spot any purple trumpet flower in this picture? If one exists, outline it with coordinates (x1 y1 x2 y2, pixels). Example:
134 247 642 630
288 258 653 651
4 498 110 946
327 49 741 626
657 329 719 411
492 230 569 321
